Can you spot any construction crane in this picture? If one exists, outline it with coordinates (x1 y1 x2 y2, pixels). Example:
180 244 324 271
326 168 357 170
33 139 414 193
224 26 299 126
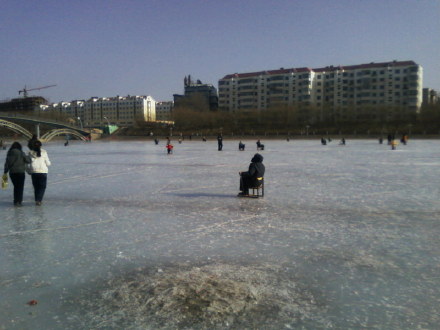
19 84 57 98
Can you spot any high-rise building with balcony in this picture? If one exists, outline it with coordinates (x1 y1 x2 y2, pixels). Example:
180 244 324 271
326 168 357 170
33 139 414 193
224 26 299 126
218 60 423 122
42 95 156 127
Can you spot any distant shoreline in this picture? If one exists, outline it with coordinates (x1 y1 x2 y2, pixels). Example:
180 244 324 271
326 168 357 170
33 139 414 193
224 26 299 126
99 134 440 141
1 134 438 145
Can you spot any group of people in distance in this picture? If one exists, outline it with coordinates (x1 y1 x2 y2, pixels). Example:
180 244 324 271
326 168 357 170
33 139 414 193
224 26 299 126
3 135 51 206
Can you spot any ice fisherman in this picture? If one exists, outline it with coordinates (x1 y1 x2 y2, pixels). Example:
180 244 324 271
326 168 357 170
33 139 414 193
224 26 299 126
256 139 265 150
238 153 265 197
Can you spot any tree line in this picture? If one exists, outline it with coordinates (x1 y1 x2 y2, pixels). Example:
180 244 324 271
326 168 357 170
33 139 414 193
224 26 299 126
170 102 440 137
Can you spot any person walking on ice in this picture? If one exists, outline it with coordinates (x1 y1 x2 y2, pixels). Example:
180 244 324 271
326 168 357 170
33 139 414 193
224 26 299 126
3 142 31 206
217 133 223 151
27 140 51 205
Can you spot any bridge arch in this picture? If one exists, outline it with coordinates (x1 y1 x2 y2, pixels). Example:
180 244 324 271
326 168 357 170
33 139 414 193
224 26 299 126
0 119 33 140
41 129 88 142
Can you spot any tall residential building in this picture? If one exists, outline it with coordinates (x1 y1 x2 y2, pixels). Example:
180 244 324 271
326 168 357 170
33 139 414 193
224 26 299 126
42 95 156 127
218 60 423 122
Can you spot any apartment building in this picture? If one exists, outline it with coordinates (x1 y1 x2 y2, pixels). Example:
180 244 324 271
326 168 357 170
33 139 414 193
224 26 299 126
423 88 439 106
155 101 174 121
218 60 423 122
43 95 156 127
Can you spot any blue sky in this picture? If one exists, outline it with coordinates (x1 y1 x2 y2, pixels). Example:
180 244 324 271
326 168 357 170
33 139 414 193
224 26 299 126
1 0 439 103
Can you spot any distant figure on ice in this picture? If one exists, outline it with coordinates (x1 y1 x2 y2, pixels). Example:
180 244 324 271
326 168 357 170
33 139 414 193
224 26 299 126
401 134 408 145
166 136 171 145
391 139 398 150
178 137 182 144
166 143 174 154
339 138 346 145
321 137 327 145
238 141 245 151
238 153 265 197
154 138 159 145
379 137 383 144
256 139 264 150
217 133 223 151
387 134 393 145
202 136 207 142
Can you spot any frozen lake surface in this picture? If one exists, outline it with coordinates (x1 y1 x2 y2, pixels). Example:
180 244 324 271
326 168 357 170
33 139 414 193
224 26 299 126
1 138 439 329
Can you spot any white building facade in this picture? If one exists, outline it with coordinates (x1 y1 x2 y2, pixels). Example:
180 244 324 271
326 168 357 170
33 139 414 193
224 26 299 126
43 95 156 127
218 60 423 121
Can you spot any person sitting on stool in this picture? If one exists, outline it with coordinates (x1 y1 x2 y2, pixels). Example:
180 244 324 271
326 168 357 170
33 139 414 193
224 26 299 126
239 141 245 151
256 139 264 150
238 153 265 196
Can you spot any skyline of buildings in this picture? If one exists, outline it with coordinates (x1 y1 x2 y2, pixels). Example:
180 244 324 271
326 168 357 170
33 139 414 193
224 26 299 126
218 60 424 123
2 59 438 127
41 95 156 127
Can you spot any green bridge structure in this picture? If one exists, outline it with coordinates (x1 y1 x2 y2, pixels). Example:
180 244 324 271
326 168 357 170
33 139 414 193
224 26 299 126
0 115 92 142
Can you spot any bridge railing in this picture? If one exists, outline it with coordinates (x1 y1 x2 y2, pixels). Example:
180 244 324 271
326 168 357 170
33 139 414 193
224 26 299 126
0 111 77 127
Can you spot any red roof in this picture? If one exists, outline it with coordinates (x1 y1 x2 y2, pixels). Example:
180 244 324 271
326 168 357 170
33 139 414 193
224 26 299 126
220 61 418 79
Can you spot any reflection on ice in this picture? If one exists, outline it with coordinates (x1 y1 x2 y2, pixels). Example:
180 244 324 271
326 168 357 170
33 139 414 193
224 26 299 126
0 139 439 329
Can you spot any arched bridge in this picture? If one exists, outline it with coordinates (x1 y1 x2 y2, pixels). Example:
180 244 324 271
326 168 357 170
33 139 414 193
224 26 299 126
0 116 90 142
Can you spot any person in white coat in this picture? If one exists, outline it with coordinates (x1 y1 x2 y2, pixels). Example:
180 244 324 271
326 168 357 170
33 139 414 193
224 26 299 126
28 140 51 205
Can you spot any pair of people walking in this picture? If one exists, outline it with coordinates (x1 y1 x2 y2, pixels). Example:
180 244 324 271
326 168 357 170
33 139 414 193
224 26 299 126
3 138 51 206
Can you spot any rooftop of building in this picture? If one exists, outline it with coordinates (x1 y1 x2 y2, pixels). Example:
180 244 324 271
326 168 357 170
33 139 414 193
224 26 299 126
220 60 419 80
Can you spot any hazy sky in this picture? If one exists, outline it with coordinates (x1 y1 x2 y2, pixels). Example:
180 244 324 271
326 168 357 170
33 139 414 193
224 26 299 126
1 0 439 103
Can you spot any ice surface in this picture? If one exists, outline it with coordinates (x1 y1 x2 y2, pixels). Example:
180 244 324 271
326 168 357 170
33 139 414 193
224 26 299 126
0 138 439 329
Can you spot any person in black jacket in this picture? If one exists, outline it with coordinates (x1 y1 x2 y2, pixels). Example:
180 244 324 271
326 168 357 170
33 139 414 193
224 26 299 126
3 142 31 206
217 133 223 151
238 153 265 196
